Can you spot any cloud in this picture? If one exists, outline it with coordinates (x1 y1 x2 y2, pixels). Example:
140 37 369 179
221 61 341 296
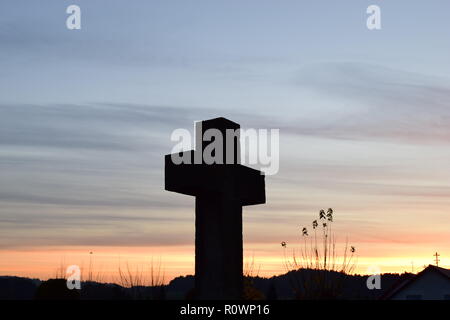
286 62 450 144
0 102 278 154
0 103 186 151
0 190 190 209
3 63 450 250
0 102 270 249
0 102 276 249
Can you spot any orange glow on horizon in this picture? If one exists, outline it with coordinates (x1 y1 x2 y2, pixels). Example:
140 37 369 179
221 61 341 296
1 244 448 284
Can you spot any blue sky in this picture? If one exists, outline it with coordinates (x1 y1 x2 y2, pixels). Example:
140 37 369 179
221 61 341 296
2 0 450 106
1 1 450 277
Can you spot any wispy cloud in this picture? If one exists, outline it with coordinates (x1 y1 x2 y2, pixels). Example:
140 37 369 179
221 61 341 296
2 63 450 251
286 62 450 144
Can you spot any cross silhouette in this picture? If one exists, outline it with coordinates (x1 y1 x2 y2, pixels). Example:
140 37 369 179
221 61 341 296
165 117 266 299
434 252 440 267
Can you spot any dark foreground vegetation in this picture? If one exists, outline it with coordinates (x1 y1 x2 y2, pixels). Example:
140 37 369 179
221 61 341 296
0 269 412 300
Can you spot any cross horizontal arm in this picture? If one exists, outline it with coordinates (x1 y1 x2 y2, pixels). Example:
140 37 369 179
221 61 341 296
165 152 265 206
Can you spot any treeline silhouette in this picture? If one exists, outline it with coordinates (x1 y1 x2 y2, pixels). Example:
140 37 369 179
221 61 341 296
0 270 413 300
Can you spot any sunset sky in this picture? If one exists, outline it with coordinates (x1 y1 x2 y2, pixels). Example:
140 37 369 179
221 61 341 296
1 1 450 283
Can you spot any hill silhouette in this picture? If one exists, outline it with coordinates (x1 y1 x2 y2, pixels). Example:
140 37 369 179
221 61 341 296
0 270 413 300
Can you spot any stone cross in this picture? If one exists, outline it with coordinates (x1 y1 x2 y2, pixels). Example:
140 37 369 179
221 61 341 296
165 117 266 299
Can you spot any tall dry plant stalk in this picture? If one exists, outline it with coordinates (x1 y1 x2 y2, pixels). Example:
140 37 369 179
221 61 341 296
244 254 261 278
243 254 264 300
80 252 106 283
282 208 357 299
117 258 165 300
53 253 106 283
54 260 67 280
